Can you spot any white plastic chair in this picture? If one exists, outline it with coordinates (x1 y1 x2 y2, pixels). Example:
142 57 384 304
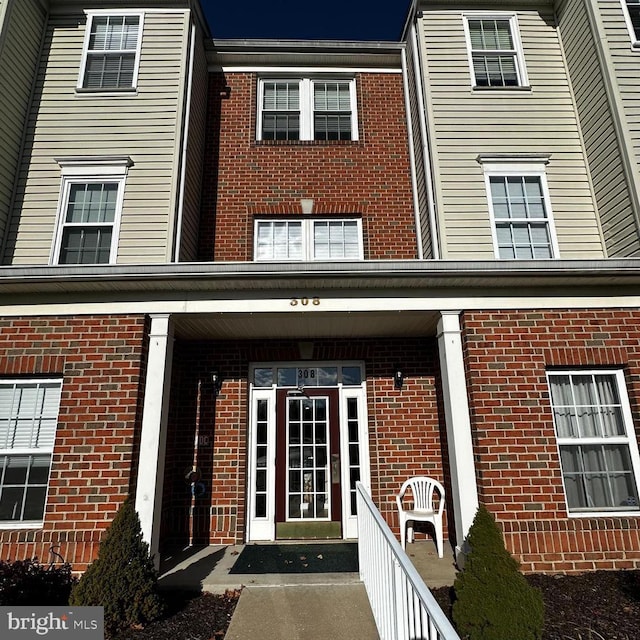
396 476 445 558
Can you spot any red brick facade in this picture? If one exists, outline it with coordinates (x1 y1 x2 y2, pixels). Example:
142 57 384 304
0 315 147 571
462 309 640 573
199 72 417 261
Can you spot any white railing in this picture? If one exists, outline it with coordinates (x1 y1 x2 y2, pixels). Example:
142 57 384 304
356 481 461 640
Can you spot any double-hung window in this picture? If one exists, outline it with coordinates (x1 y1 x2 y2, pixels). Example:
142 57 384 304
622 0 640 45
480 157 558 259
258 78 357 141
254 218 363 261
464 15 527 88
548 371 640 515
52 157 131 265
78 12 143 91
0 380 62 526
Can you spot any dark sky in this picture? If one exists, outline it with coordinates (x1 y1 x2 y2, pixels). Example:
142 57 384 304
202 0 411 41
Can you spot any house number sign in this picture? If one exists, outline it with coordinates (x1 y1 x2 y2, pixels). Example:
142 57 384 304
290 296 320 306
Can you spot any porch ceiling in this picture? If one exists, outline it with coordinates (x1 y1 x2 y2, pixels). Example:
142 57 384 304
172 309 440 340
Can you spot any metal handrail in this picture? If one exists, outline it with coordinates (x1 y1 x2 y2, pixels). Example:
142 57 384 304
356 481 461 640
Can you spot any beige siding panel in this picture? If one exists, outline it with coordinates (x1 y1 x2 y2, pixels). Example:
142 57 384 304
418 7 604 260
557 0 639 256
6 10 190 265
0 0 45 258
178 24 207 262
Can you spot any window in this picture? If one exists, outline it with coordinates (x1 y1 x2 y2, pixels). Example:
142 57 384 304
52 158 131 265
258 78 358 141
464 16 527 88
622 0 640 45
0 380 62 525
254 218 363 261
548 371 640 514
480 157 557 259
78 13 143 90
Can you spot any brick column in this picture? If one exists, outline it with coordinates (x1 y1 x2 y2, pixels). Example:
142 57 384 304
437 310 479 563
135 314 174 565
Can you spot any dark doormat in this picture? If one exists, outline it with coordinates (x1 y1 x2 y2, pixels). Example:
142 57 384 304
229 543 359 574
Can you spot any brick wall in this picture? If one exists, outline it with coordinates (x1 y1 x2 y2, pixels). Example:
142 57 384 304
199 72 417 261
160 337 446 549
0 315 148 571
462 308 640 573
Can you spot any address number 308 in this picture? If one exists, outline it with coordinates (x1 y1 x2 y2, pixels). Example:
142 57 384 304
290 297 320 307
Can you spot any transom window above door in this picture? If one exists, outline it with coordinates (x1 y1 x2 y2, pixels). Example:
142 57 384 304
257 78 358 141
254 218 363 261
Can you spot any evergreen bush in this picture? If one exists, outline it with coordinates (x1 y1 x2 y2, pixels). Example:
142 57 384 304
0 557 76 605
452 504 544 640
69 498 164 637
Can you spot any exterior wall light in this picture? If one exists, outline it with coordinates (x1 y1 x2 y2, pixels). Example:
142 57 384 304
211 370 223 396
394 367 404 390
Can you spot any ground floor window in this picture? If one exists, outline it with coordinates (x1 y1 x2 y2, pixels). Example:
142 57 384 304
547 370 640 514
0 379 62 525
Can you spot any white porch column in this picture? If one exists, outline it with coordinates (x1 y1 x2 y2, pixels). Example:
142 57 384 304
135 314 174 566
437 310 479 562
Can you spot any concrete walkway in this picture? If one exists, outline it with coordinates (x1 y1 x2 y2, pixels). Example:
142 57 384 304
159 540 457 640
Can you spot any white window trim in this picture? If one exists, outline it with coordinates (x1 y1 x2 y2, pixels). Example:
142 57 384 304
0 378 62 529
256 77 359 141
480 157 559 259
547 369 640 518
51 157 132 266
253 217 364 261
621 0 640 47
77 10 144 93
462 13 529 88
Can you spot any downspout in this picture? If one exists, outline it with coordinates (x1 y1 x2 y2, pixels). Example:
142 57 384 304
401 46 424 260
411 21 440 260
173 20 196 262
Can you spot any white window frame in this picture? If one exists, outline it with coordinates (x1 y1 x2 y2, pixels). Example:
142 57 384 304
77 10 144 92
621 0 640 47
0 379 62 528
257 77 359 141
51 157 132 266
547 370 640 517
253 217 364 261
481 158 559 259
463 14 529 88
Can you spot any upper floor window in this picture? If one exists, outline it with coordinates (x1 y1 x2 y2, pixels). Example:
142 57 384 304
257 78 358 141
0 379 62 526
52 157 132 265
548 370 640 515
464 15 527 88
622 0 640 45
254 218 363 260
78 12 143 91
480 157 558 259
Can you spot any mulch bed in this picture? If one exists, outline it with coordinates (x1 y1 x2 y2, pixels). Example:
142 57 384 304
431 569 640 640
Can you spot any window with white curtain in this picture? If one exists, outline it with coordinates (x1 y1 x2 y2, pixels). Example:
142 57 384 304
0 380 62 525
78 13 143 90
547 371 640 514
254 218 362 261
258 78 357 141
464 15 527 87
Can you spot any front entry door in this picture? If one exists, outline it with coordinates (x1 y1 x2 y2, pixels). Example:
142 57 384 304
275 389 342 539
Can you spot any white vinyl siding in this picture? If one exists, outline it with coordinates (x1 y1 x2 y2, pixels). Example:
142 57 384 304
548 371 640 515
254 218 363 261
258 78 358 141
0 380 62 526
78 13 143 91
415 9 605 260
5 10 192 265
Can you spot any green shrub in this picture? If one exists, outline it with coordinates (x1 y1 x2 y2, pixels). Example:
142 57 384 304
0 557 76 605
69 498 164 637
452 505 544 640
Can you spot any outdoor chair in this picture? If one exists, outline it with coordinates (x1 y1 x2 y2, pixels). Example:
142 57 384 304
396 476 445 558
